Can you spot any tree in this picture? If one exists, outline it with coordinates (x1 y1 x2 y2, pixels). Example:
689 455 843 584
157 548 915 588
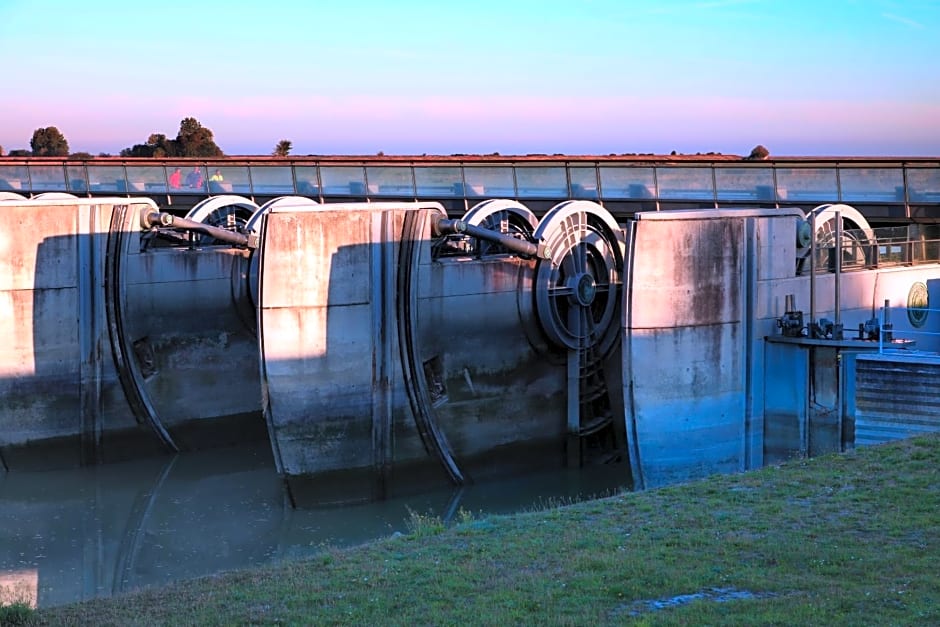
8 149 31 157
0 145 4 156
273 140 292 157
120 118 223 158
747 144 770 160
30 126 70 156
121 133 177 158
176 117 223 157
68 152 94 160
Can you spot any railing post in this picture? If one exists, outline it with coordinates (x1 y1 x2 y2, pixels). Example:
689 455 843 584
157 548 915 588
834 210 842 338
809 211 816 332
879 306 884 354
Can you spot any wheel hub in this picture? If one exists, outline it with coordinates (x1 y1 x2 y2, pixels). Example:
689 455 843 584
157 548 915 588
569 272 597 307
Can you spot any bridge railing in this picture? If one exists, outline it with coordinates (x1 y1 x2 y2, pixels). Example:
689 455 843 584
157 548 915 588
878 305 940 354
2 160 939 219
812 225 940 274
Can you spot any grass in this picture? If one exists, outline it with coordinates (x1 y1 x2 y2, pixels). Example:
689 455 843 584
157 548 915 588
0 601 35 626
16 434 940 626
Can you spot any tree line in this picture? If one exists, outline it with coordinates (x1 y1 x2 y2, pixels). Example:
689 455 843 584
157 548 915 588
0 118 293 158
2 120 769 160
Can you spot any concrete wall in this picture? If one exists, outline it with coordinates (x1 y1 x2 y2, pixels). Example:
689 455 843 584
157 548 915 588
0 198 262 469
623 211 747 488
257 202 569 504
0 199 131 467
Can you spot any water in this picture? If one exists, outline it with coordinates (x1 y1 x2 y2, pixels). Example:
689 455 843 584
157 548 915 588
0 442 629 609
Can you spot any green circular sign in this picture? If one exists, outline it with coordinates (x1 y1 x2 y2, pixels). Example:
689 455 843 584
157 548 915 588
908 282 929 328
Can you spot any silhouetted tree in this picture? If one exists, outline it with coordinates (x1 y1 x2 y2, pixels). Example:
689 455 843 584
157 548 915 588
30 126 70 156
120 144 152 157
0 145 4 156
176 117 223 157
747 144 770 160
68 152 94 160
121 133 177 158
273 140 292 157
121 118 223 158
8 149 31 157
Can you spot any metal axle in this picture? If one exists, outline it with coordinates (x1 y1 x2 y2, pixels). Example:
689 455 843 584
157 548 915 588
433 218 550 259
141 209 257 248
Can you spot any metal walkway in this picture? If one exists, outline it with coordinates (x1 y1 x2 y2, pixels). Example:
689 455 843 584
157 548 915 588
2 154 939 224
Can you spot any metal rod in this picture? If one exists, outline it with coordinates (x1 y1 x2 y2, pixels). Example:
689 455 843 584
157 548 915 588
142 209 255 248
809 212 816 332
835 209 841 327
433 218 549 259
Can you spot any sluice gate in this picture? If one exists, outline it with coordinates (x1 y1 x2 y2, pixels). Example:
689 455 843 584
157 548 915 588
255 200 628 504
2 195 940 504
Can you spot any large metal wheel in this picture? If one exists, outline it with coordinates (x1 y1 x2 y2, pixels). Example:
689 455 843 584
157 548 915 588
32 192 77 200
531 200 626 466
807 203 875 269
461 199 538 257
0 192 27 201
532 200 625 357
185 195 259 245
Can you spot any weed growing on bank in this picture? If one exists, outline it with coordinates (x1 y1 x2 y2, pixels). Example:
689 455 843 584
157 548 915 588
0 601 36 626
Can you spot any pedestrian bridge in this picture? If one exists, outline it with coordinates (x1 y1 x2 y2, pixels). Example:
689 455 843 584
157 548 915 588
1 154 938 224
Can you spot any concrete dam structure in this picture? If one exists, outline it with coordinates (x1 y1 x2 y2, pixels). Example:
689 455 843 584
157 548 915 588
2 194 939 505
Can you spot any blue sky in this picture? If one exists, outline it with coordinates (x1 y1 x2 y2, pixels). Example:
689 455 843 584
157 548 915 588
1 0 937 157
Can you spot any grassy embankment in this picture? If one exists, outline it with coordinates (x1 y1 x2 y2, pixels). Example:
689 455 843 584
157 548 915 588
6 434 939 626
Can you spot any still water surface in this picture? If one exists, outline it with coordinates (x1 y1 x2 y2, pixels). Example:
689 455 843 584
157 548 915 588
0 442 629 609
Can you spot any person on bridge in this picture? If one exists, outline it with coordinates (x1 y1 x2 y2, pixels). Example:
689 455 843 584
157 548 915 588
185 167 204 189
210 169 224 182
169 167 182 189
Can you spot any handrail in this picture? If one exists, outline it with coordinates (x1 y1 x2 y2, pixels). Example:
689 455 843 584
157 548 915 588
2 159 939 212
878 305 940 354
812 227 940 273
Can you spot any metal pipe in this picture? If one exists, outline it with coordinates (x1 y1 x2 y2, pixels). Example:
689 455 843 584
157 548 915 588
433 217 550 259
834 209 841 327
809 211 816 333
142 209 256 248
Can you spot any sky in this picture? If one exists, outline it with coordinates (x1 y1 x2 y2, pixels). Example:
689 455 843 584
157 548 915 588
0 0 938 157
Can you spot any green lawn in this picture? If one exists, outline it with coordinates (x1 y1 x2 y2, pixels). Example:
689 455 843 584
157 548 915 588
8 434 939 626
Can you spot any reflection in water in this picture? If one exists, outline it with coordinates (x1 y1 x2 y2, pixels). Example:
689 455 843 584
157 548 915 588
0 443 628 609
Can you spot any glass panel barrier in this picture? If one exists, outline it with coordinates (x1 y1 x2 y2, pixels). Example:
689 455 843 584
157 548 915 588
293 166 319 196
0 165 28 191
715 167 775 201
66 164 87 193
906 168 940 202
774 167 837 202
165 165 208 194
415 166 461 197
248 166 293 195
656 166 714 200
463 166 514 197
569 166 599 199
207 166 249 194
514 166 567 198
28 165 67 191
366 166 414 196
87 165 126 193
320 166 365 196
598 167 654 199
125 165 167 194
839 167 904 203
